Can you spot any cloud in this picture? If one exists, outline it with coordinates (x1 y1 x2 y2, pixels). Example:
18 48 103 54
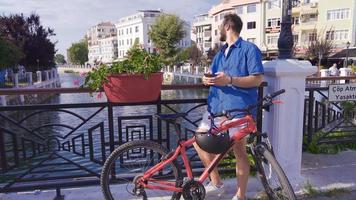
1 0 219 56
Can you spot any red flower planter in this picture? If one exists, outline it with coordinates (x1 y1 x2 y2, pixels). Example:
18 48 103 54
103 72 163 103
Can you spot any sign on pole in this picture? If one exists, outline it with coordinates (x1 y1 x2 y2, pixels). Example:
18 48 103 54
328 83 356 102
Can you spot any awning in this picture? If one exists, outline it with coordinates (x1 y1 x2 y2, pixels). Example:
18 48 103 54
330 48 356 58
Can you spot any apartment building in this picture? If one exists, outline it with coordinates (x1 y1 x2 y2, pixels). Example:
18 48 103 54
208 0 263 50
192 13 212 55
87 22 117 64
317 0 356 49
116 10 192 60
197 0 356 58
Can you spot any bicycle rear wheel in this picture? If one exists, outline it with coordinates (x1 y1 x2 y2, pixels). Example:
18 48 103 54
101 140 183 200
254 145 296 200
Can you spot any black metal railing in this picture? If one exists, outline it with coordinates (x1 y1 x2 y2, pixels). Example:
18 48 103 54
303 86 355 145
0 84 266 194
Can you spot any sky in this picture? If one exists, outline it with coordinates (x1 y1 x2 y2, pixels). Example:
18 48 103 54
0 0 220 57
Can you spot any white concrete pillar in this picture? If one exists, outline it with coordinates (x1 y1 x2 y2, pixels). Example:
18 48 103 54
45 70 50 81
26 72 33 85
20 95 25 104
180 66 183 74
320 69 330 87
262 59 317 186
173 65 177 73
195 66 199 75
0 96 6 106
340 68 352 84
36 71 42 83
167 66 171 73
14 73 19 88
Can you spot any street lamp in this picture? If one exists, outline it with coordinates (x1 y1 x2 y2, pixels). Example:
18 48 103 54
346 41 350 68
278 0 295 59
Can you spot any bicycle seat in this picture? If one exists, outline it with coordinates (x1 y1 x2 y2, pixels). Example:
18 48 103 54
155 113 187 121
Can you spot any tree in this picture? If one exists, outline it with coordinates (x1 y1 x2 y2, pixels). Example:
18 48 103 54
0 13 56 71
67 39 88 65
187 44 203 67
0 38 24 69
55 54 66 65
148 14 185 65
306 28 334 69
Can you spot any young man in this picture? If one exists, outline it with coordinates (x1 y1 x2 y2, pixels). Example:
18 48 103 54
193 14 264 200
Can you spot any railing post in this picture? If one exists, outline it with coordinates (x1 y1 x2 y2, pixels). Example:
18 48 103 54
0 130 7 173
26 72 33 85
36 71 42 83
307 91 314 144
0 96 6 106
45 70 50 81
108 103 115 153
14 73 19 88
314 102 319 132
195 66 199 75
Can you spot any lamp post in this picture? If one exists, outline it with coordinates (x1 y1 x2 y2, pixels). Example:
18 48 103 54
278 0 294 59
346 41 350 68
36 59 40 71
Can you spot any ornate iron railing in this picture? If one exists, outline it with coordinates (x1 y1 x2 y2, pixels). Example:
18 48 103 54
0 84 266 195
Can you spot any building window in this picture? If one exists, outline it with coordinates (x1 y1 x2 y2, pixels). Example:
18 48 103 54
215 15 219 22
236 6 243 15
126 28 128 34
220 13 225 20
293 34 299 44
327 9 350 20
268 0 280 9
292 17 300 25
135 26 139 33
267 35 279 46
247 21 256 29
130 27 132 34
215 29 218 36
308 32 317 42
326 30 349 40
247 38 256 43
247 4 256 13
267 18 281 27
148 37 151 43
135 37 139 43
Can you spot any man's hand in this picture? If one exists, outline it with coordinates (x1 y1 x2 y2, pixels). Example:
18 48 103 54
203 72 230 86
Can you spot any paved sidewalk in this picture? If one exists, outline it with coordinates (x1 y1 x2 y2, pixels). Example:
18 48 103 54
1 150 356 200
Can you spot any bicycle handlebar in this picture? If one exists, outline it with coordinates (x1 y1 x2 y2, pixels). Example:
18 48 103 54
211 89 285 118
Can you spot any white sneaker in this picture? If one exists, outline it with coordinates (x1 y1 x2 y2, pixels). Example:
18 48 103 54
205 182 225 197
231 196 245 200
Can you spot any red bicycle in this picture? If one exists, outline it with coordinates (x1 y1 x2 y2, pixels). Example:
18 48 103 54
100 89 296 200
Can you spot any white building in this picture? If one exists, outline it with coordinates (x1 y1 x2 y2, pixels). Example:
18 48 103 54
208 0 263 50
87 22 117 64
192 13 212 54
100 37 118 63
116 10 192 60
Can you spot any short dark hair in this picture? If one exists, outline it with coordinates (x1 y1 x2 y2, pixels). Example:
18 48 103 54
223 14 243 33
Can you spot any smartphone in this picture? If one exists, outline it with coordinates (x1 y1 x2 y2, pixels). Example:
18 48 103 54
204 73 217 77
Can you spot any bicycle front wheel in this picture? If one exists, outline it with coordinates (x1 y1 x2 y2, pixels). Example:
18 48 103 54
100 140 183 200
254 145 296 200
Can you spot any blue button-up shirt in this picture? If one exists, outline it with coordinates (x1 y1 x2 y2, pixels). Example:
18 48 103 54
207 37 264 118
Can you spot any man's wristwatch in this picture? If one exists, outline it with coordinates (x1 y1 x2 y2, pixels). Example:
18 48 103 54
227 76 233 87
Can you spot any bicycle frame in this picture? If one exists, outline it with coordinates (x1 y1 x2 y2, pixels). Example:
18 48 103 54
139 114 257 193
